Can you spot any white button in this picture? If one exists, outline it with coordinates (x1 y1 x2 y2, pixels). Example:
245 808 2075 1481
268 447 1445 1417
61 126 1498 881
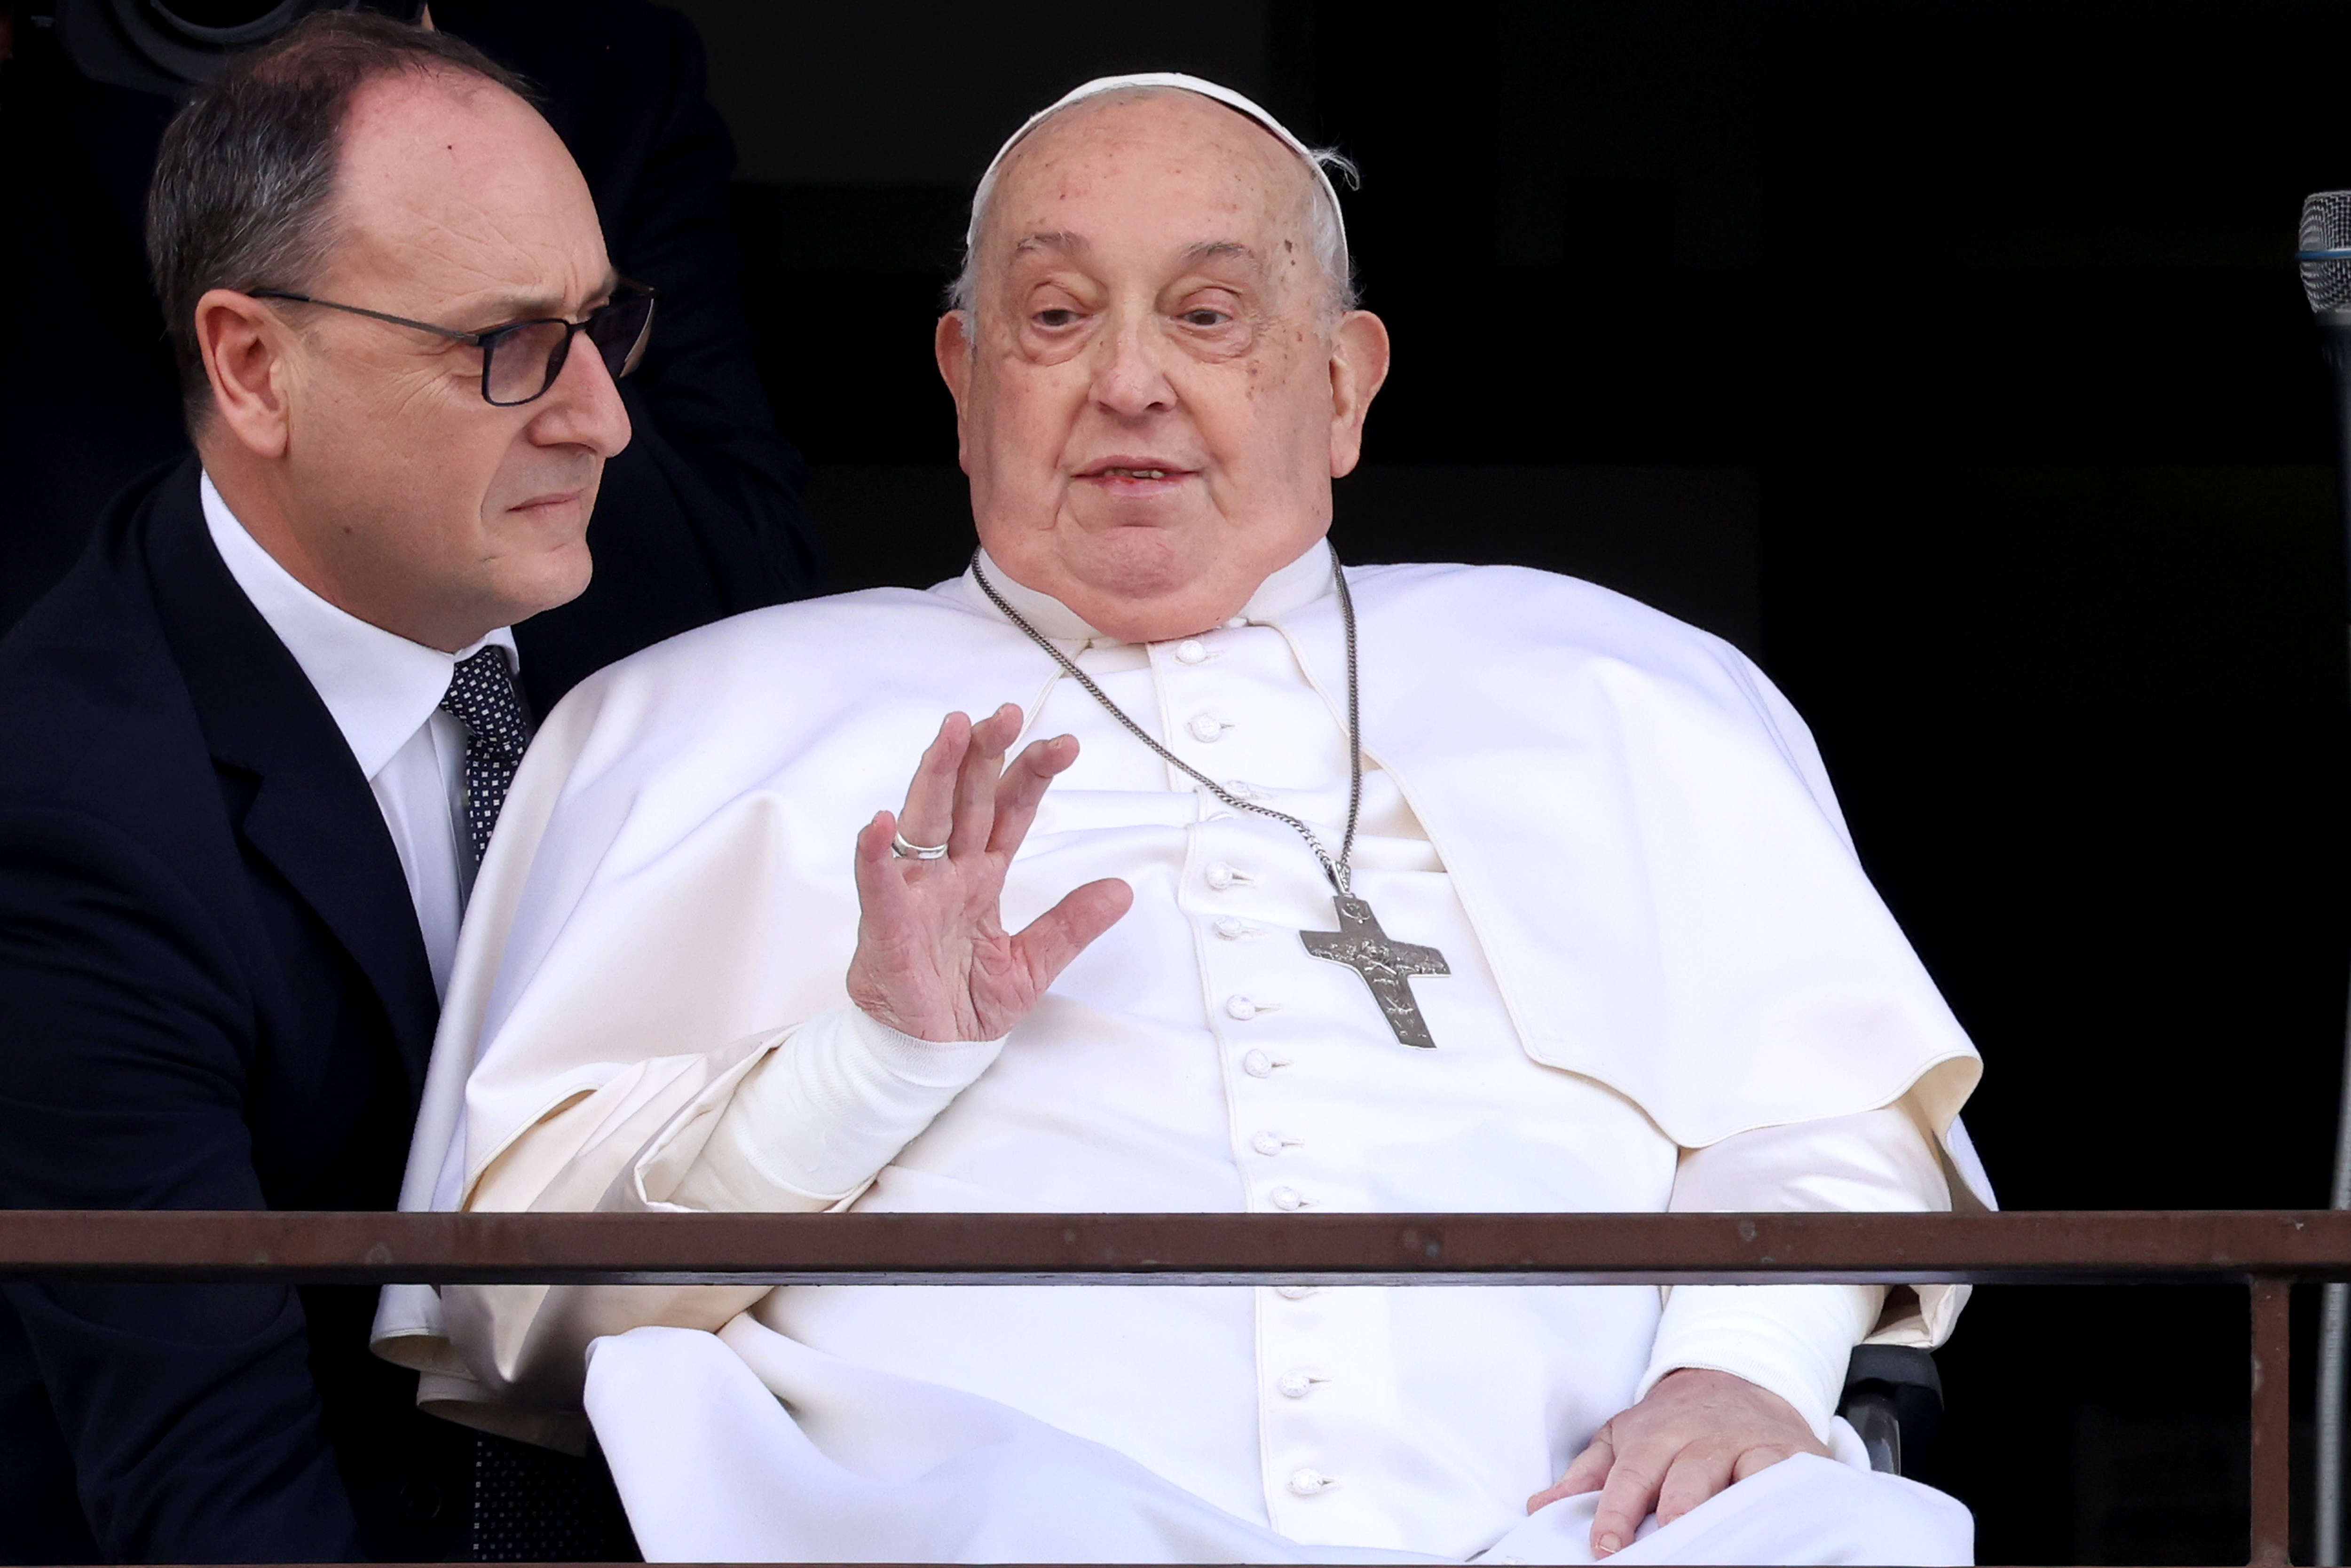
1175 639 1208 664
1270 1185 1308 1211
1276 1285 1318 1300
1205 863 1237 891
1287 1467 1333 1496
1242 1049 1275 1078
1278 1370 1316 1399
1227 995 1260 1020
1213 917 1249 939
1225 616 1249 630
1223 779 1257 800
1250 1131 1285 1156
1189 713 1227 742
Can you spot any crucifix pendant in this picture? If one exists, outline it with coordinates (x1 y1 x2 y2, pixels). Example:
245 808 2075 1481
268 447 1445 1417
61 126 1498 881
1301 894 1451 1049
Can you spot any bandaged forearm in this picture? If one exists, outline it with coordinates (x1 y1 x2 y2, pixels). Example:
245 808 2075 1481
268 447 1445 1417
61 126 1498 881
1637 1103 1950 1440
667 1008 1005 1211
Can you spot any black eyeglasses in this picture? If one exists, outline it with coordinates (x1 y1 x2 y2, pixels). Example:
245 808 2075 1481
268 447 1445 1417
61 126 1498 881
250 280 658 407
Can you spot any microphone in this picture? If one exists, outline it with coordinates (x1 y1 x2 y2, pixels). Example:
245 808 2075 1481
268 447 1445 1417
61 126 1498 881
2302 195 2351 546
2298 189 2351 1568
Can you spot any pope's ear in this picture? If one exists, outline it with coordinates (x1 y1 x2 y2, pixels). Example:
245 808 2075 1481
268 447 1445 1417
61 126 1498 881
1327 309 1390 480
195 289 298 461
934 310 976 471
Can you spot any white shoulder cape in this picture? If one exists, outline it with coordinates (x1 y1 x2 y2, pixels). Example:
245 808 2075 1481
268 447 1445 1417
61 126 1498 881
399 559 1985 1227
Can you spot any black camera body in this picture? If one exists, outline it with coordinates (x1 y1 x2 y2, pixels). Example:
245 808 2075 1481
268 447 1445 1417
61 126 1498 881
48 0 429 95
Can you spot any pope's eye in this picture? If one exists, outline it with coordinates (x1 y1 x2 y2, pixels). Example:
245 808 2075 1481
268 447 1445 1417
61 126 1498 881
1181 308 1231 327
1033 308 1081 328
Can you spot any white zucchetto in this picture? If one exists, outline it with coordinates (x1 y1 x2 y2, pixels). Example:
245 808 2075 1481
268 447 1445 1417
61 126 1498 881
964 72 1350 279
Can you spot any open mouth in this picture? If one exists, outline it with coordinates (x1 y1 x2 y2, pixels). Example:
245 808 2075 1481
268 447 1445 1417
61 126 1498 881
1078 460 1199 491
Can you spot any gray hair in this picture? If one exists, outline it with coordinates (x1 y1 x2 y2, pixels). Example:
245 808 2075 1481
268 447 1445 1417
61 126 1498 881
147 11 534 430
946 86 1360 324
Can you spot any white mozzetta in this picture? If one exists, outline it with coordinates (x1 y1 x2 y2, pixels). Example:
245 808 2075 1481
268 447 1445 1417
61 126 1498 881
380 543 1987 1556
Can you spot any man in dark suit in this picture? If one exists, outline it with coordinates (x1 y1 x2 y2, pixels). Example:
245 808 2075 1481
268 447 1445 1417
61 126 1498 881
0 16 652 1560
0 0 820 712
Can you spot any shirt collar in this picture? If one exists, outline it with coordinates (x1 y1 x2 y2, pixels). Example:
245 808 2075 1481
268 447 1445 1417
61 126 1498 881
960 536 1338 645
199 472 519 781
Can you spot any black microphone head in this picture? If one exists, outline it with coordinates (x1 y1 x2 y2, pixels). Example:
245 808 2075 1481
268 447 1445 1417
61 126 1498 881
2299 192 2351 313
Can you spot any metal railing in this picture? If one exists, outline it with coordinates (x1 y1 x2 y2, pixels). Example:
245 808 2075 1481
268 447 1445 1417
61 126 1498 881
0 1207 2333 1567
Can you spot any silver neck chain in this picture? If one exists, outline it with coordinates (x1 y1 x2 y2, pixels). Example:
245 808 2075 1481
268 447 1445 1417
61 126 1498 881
970 552 1365 898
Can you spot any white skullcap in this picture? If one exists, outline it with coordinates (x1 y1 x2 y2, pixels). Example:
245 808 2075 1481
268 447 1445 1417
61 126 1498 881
964 72 1349 280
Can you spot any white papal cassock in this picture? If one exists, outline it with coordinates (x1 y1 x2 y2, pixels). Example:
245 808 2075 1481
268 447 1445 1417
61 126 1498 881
374 543 1990 1564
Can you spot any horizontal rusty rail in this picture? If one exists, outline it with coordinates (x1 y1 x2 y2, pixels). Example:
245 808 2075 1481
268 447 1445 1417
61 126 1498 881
0 1209 2320 1564
0 1207 2345 1285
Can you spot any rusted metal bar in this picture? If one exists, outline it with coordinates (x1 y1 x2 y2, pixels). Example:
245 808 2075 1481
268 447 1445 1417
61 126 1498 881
2253 1279 2295 1566
2 1208 2351 1285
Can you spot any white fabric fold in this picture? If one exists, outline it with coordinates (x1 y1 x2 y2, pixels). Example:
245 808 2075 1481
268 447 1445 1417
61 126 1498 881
583 1317 1972 1565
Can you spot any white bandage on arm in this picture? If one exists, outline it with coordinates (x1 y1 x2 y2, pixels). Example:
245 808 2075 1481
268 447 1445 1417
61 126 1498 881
1636 1103 1951 1442
667 1007 1005 1212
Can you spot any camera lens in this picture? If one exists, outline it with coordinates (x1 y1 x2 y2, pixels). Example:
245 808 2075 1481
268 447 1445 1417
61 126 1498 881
145 0 306 44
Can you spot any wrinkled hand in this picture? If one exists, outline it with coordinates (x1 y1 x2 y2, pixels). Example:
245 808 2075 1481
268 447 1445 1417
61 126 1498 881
1529 1368 1830 1557
845 705 1133 1043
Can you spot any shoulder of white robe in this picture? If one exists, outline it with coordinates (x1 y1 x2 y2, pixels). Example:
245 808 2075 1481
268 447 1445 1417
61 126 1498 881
1329 562 1984 1152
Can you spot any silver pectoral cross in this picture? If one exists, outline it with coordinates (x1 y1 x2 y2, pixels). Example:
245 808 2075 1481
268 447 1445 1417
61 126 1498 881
1301 895 1451 1049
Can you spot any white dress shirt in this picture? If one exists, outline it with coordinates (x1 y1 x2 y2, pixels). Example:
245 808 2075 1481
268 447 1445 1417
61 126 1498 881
423 546 1963 1556
199 473 517 997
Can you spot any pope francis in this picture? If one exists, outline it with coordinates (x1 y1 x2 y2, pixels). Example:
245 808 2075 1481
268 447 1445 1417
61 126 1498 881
376 74 1991 1566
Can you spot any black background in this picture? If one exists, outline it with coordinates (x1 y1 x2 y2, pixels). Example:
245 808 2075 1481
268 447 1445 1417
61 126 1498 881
8 0 2349 1558
683 2 2351 1560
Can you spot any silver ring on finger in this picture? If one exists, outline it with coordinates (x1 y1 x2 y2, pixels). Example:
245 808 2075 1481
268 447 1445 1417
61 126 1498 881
891 831 951 860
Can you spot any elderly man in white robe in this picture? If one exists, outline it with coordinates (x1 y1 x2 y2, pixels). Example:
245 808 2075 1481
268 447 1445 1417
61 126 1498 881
376 74 1991 1566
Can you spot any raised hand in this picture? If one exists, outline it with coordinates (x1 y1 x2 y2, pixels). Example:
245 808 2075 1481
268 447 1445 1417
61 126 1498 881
845 705 1134 1044
1528 1367 1830 1557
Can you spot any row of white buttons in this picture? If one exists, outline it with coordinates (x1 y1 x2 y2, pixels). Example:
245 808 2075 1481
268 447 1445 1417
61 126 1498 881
1169 629 1340 1509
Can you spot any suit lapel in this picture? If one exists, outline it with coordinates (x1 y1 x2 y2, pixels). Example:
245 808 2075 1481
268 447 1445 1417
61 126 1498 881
141 463 441 1098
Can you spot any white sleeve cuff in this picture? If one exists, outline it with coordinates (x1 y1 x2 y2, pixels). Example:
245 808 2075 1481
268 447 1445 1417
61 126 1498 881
1636 1282 1885 1444
1650 1103 1952 1441
664 1007 1005 1211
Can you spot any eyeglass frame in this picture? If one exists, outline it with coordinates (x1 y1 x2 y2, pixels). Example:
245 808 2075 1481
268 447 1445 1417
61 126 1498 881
247 279 659 407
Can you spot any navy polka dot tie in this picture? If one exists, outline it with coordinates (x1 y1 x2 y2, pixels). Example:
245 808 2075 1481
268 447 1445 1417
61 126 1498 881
438 648 530 863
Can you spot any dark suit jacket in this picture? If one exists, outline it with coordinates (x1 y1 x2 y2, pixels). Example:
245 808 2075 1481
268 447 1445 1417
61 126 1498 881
0 459 473 1563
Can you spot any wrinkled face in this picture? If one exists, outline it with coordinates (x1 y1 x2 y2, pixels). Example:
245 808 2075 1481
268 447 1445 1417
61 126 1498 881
939 90 1388 642
266 73 630 648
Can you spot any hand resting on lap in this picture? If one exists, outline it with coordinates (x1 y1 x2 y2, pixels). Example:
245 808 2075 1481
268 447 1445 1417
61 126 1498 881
1530 1366 1831 1557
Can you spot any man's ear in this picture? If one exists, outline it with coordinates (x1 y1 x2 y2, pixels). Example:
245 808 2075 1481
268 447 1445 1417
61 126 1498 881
934 309 978 475
1327 309 1391 480
196 288 300 460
